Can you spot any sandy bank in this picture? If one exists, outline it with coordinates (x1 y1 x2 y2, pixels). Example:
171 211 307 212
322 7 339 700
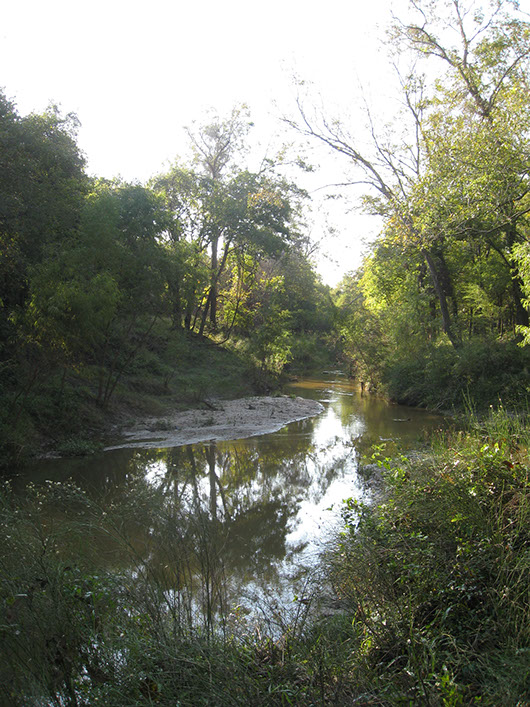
105 395 324 451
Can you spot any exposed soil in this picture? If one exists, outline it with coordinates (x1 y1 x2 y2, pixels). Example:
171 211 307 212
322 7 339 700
105 395 324 451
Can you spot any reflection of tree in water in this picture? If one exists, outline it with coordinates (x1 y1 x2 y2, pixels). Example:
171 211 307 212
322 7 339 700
150 427 361 591
325 386 445 449
17 377 444 632
20 401 386 584
118 441 310 628
56 419 359 586
155 442 313 565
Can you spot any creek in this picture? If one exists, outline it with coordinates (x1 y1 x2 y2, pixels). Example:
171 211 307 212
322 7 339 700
15 372 445 618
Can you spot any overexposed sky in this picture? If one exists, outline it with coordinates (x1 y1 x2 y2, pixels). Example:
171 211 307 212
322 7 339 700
0 0 407 284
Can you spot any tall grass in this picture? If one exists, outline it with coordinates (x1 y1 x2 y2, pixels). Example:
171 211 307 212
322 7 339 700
0 478 352 705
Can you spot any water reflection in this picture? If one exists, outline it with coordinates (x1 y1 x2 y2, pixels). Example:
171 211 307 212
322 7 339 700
15 374 445 614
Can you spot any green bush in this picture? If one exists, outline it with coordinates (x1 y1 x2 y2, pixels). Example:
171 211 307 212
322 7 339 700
384 339 530 410
326 408 530 704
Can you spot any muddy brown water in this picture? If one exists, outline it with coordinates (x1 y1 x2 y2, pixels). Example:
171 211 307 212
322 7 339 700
13 373 446 616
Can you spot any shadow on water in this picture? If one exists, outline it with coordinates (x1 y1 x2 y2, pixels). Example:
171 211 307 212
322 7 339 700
12 372 446 617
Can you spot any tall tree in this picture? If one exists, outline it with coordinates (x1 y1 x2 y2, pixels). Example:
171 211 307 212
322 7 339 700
286 0 530 346
153 159 306 338
23 180 169 407
396 0 530 328
185 106 253 329
0 94 87 361
285 72 463 345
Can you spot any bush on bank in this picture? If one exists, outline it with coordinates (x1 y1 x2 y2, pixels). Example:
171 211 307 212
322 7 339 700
382 339 530 411
0 325 263 470
328 406 530 704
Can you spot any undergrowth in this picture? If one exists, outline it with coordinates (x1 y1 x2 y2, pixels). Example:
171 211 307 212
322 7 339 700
0 324 264 468
383 339 530 410
327 406 530 704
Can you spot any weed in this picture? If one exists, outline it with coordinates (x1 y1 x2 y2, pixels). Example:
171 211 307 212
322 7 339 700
325 407 530 703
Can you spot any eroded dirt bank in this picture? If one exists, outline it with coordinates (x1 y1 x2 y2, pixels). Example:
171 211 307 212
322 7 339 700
105 395 324 451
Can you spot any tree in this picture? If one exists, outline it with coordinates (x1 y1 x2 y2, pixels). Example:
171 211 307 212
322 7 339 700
334 271 386 386
286 0 530 347
398 0 530 330
81 181 169 405
153 160 306 339
150 166 210 329
0 94 87 362
512 240 530 344
0 95 88 426
392 0 530 122
185 106 253 329
22 180 170 407
194 170 292 336
185 105 252 181
285 72 463 346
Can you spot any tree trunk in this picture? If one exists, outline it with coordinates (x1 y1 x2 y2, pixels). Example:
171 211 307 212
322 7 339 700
421 248 460 348
198 288 213 337
171 281 182 329
199 240 231 337
210 233 219 330
504 221 530 329
206 444 217 521
511 275 529 328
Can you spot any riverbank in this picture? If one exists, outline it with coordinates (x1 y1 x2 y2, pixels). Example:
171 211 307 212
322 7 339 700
323 406 530 703
2 383 528 704
2 330 280 466
106 395 324 450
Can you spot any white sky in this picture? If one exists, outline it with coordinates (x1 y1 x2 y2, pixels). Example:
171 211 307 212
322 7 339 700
0 0 408 285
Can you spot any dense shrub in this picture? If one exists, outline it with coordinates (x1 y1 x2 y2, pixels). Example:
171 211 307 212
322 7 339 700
327 407 530 704
384 339 530 410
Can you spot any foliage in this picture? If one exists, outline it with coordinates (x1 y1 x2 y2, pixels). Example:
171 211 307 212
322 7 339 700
383 339 530 410
0 95 333 464
513 240 530 345
326 407 530 704
152 110 311 339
